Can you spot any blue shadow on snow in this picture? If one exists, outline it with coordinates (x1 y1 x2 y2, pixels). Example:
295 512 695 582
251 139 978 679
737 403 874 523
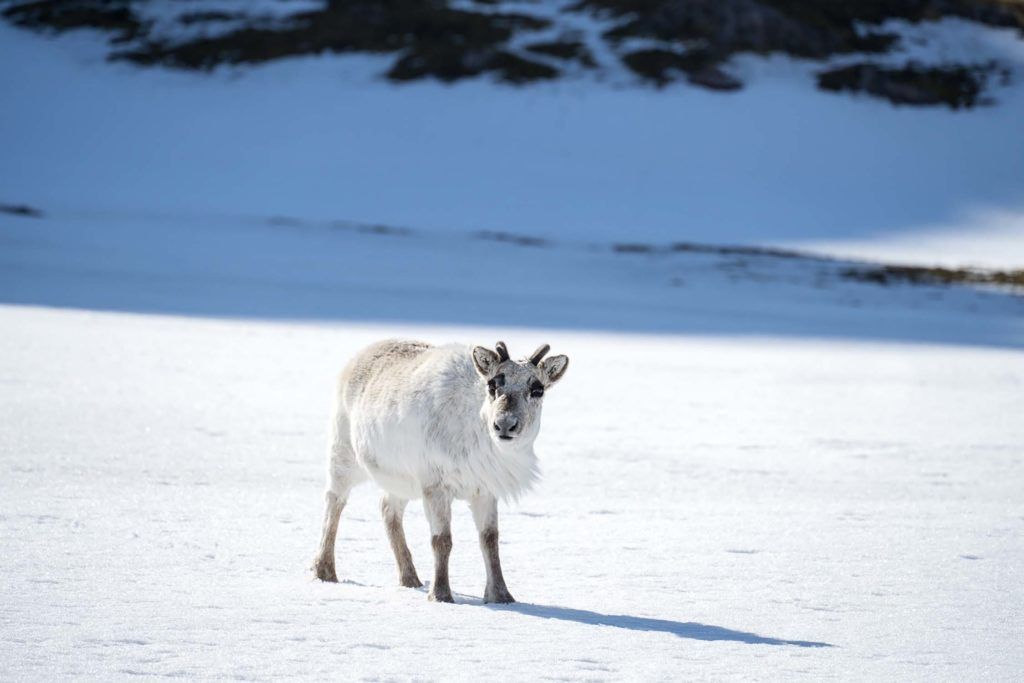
485 601 833 648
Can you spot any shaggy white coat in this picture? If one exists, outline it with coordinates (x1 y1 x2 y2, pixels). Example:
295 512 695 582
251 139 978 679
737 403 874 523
328 342 540 503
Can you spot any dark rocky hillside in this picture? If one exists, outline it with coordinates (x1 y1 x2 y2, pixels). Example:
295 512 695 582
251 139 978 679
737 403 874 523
3 0 1022 106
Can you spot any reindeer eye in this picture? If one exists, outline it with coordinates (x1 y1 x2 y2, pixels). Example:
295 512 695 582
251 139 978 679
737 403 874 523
488 374 505 396
529 381 544 398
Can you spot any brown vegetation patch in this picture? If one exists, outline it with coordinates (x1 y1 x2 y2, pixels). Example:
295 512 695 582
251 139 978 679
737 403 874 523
841 264 1024 287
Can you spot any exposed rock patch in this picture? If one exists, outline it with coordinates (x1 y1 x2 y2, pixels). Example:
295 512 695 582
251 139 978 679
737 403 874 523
0 203 43 218
817 61 1006 108
2 0 1022 102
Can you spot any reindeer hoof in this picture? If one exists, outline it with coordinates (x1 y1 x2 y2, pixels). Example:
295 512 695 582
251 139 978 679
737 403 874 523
428 589 455 603
484 588 515 604
400 574 424 588
313 560 338 583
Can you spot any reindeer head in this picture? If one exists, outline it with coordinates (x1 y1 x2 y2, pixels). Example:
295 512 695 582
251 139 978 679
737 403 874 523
471 341 569 447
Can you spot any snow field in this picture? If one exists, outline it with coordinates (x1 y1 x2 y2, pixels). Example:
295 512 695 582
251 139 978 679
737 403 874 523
2 305 1022 679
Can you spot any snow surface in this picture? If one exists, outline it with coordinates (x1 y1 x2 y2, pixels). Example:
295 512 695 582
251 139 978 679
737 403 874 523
1 18 1023 267
2 10 1024 679
795 207 1024 271
2 304 1023 680
2 209 1023 347
2 201 1023 678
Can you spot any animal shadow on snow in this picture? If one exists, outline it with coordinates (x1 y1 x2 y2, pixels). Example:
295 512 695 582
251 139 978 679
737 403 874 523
477 599 832 648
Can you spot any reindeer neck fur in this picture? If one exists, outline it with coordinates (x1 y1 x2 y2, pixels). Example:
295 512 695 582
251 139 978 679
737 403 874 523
423 346 539 501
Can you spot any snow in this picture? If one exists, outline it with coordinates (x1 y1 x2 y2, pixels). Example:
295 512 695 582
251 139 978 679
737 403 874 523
793 207 1024 270
2 304 1023 679
2 11 1024 679
1 17 1023 267
2 209 1022 346
1 199 1023 678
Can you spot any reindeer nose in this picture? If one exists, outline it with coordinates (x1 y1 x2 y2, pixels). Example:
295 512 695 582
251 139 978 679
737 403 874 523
493 416 519 439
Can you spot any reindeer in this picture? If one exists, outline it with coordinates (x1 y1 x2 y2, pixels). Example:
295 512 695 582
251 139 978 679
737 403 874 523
313 340 569 603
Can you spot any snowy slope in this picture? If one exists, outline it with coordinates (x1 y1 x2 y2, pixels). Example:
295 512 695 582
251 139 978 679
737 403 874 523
796 208 1024 270
2 305 1023 680
2 208 1022 347
1 19 1024 267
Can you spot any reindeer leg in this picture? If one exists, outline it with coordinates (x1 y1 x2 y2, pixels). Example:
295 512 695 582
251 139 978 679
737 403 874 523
313 490 344 582
470 494 515 604
423 485 454 603
314 408 363 583
382 494 422 588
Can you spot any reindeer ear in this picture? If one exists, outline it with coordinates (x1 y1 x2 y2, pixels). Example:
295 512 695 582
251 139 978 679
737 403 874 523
539 355 569 385
472 346 501 377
